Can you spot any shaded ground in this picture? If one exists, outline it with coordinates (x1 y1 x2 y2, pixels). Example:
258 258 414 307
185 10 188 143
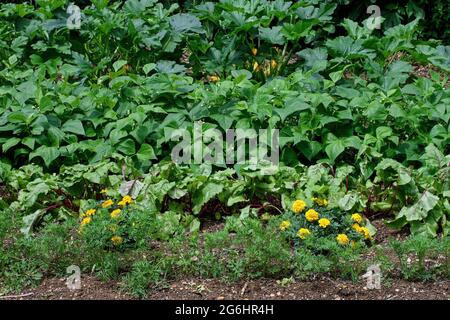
2 276 448 300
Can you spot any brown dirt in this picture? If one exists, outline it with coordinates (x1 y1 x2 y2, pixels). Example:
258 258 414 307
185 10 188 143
0 276 130 300
148 277 449 300
3 276 448 300
371 219 409 245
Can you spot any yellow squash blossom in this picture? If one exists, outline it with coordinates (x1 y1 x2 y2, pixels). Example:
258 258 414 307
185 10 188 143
208 75 220 82
318 218 330 228
111 235 123 246
102 199 114 208
251 47 258 56
336 234 349 245
297 228 311 239
291 200 306 214
351 213 363 224
305 209 319 222
110 209 121 219
279 220 291 231
100 189 108 194
270 59 277 70
253 61 259 71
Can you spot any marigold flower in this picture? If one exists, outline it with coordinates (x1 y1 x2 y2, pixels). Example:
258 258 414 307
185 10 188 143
352 223 362 233
359 227 371 240
291 200 306 214
85 209 96 217
318 218 330 228
118 195 132 207
351 213 363 224
111 235 123 246
305 209 319 222
336 234 349 245
297 228 311 239
110 209 121 219
80 217 91 227
279 220 291 231
102 199 114 208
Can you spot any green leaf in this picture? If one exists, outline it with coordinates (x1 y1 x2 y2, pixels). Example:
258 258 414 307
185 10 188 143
62 119 85 136
117 139 136 155
259 26 285 45
275 97 310 122
325 139 345 163
113 60 127 72
339 194 357 211
2 137 21 152
20 209 46 235
136 143 156 161
143 63 156 75
29 146 60 167
397 191 439 222
169 13 204 34
192 182 224 214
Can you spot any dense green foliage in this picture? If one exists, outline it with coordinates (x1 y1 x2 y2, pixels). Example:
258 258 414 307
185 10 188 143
0 0 449 296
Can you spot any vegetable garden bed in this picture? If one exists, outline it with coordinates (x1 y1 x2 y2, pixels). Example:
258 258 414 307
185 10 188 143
0 0 449 300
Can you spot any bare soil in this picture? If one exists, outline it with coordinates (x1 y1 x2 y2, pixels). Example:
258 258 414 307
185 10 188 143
3 275 448 300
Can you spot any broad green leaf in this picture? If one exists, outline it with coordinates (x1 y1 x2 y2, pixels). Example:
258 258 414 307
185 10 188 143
113 60 127 72
2 137 20 152
169 13 204 34
325 140 345 163
259 26 285 45
136 143 156 161
29 146 60 167
117 139 136 155
62 119 85 136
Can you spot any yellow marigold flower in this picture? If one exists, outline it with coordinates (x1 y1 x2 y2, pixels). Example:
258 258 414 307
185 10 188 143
351 213 363 224
279 220 291 231
100 189 107 194
102 199 114 208
80 216 91 227
85 209 96 217
118 195 133 207
336 234 349 245
297 228 311 239
110 209 121 219
291 200 306 214
111 235 123 246
251 47 258 56
305 209 319 222
359 227 371 240
318 218 330 228
352 223 362 233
